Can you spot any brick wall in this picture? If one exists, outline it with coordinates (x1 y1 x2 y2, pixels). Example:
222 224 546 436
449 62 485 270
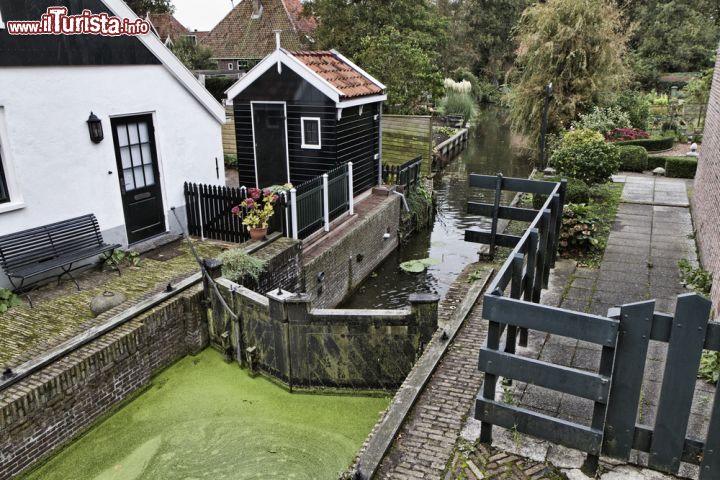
303 194 402 308
0 287 207 480
692 51 720 318
254 237 302 294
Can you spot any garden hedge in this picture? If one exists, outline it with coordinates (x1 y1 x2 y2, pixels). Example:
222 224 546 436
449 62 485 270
665 157 698 179
647 156 667 170
613 135 675 152
533 176 590 209
618 145 648 172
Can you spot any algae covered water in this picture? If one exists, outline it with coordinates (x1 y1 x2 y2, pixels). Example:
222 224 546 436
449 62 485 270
24 350 390 480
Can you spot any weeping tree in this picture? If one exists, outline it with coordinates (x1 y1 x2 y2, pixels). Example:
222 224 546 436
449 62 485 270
508 0 629 141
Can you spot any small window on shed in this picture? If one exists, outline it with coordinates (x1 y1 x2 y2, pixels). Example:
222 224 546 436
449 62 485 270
0 148 10 204
227 62 234 71
301 117 321 149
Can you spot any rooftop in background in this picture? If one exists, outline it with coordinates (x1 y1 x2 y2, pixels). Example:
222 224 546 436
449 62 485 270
201 0 317 61
291 50 384 98
147 13 190 45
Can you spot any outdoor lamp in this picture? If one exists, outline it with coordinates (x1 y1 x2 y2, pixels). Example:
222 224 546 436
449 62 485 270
87 112 104 143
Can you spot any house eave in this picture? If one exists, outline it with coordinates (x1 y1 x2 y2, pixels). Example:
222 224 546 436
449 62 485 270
336 94 387 109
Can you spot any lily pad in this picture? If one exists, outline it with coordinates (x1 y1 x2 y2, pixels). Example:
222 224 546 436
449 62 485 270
400 260 427 273
420 258 441 267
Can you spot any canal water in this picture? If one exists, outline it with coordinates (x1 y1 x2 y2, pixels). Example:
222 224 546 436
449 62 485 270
342 107 533 309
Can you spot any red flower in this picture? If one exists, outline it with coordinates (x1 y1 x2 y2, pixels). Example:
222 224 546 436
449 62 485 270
248 187 261 200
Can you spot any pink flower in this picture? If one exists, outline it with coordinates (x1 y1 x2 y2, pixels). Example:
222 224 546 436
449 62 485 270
263 188 272 197
248 188 261 200
271 194 279 204
244 198 256 209
231 206 241 216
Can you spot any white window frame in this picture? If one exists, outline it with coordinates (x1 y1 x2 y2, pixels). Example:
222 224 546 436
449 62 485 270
227 62 234 71
0 6 5 29
0 108 25 214
300 117 322 150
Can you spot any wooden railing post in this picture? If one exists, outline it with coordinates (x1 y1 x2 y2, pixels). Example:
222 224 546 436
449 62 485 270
290 188 298 240
348 162 355 216
322 173 330 232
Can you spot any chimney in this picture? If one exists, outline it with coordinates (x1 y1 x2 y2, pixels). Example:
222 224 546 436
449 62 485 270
251 0 263 19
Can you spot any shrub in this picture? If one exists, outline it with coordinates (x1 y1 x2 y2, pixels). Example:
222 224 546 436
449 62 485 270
533 176 590 209
606 128 650 142
559 203 600 253
224 154 238 166
618 145 648 172
551 130 621 185
613 135 675 152
0 288 21 313
439 91 477 122
217 248 266 284
665 157 698 178
561 128 605 147
610 91 651 129
572 106 632 135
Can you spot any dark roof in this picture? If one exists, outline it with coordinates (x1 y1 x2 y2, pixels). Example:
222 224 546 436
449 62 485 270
291 51 383 98
148 13 189 44
201 0 316 60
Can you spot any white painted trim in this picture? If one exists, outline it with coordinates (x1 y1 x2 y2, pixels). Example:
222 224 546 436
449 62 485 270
101 0 226 124
0 107 24 211
300 117 322 150
330 49 387 90
228 62 234 71
337 95 387 109
225 50 343 102
250 101 291 187
0 6 5 29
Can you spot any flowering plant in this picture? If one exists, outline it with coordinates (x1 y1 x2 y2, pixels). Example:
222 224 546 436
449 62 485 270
231 185 291 230
606 127 650 142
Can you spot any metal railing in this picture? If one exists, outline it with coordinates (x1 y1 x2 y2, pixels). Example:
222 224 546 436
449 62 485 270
382 155 422 192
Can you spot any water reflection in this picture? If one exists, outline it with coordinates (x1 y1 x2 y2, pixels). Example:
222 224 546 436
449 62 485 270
342 107 534 309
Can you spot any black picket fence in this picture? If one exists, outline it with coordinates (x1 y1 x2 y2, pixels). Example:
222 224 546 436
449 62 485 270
382 155 422 192
183 183 287 243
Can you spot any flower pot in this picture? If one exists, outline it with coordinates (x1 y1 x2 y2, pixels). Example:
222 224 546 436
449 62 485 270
249 227 267 241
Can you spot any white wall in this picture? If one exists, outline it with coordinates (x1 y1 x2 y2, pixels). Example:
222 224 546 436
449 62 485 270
0 65 225 287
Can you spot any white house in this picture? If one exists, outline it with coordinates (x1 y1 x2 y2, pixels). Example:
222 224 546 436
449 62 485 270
0 0 225 287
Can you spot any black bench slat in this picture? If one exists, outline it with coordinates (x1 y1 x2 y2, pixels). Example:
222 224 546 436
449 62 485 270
0 214 121 300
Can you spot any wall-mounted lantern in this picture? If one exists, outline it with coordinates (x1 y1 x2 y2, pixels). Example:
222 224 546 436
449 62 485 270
87 112 104 143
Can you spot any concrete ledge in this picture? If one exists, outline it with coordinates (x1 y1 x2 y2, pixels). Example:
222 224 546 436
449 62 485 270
354 268 493 479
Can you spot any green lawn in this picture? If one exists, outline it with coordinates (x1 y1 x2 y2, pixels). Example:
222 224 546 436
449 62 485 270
24 349 390 480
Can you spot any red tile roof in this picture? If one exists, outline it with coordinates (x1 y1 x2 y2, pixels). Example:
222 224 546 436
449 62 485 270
291 51 383 99
201 0 316 60
148 13 189 43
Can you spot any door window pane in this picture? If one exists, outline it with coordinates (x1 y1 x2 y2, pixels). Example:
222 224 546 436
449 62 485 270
118 120 155 191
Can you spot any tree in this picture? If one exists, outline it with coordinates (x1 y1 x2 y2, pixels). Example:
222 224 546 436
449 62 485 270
508 0 629 141
447 0 529 81
356 27 443 114
124 0 174 16
632 1 718 74
303 0 447 113
170 37 215 70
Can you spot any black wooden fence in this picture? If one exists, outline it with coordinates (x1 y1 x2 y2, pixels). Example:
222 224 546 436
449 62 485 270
466 174 720 478
183 183 287 243
382 155 422 192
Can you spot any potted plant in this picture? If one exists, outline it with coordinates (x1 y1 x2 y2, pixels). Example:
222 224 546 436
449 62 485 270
232 186 288 241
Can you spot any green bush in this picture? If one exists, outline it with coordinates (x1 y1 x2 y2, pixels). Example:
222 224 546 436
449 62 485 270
551 130 621 185
0 288 21 313
439 92 477 121
618 145 648 172
647 156 667 170
217 248 266 284
572 106 632 135
559 203 601 253
533 176 590 209
665 157 698 178
610 90 651 130
224 154 238 166
614 135 675 151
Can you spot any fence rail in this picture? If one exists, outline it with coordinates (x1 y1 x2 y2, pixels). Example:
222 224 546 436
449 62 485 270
382 155 422 192
465 174 720 479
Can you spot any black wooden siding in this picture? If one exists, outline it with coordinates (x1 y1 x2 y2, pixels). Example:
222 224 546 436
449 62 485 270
231 65 380 192
337 103 381 194
0 0 160 66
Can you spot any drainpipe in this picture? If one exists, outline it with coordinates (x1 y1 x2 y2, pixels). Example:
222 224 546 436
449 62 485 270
392 191 410 212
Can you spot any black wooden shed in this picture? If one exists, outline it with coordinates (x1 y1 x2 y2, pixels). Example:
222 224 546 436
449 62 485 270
226 48 386 193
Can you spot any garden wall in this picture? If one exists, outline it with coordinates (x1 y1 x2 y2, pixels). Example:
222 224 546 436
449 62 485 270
303 193 402 308
0 287 208 480
382 115 433 175
210 278 439 389
692 52 720 318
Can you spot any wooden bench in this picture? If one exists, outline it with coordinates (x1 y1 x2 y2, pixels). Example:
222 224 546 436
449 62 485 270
0 214 121 306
